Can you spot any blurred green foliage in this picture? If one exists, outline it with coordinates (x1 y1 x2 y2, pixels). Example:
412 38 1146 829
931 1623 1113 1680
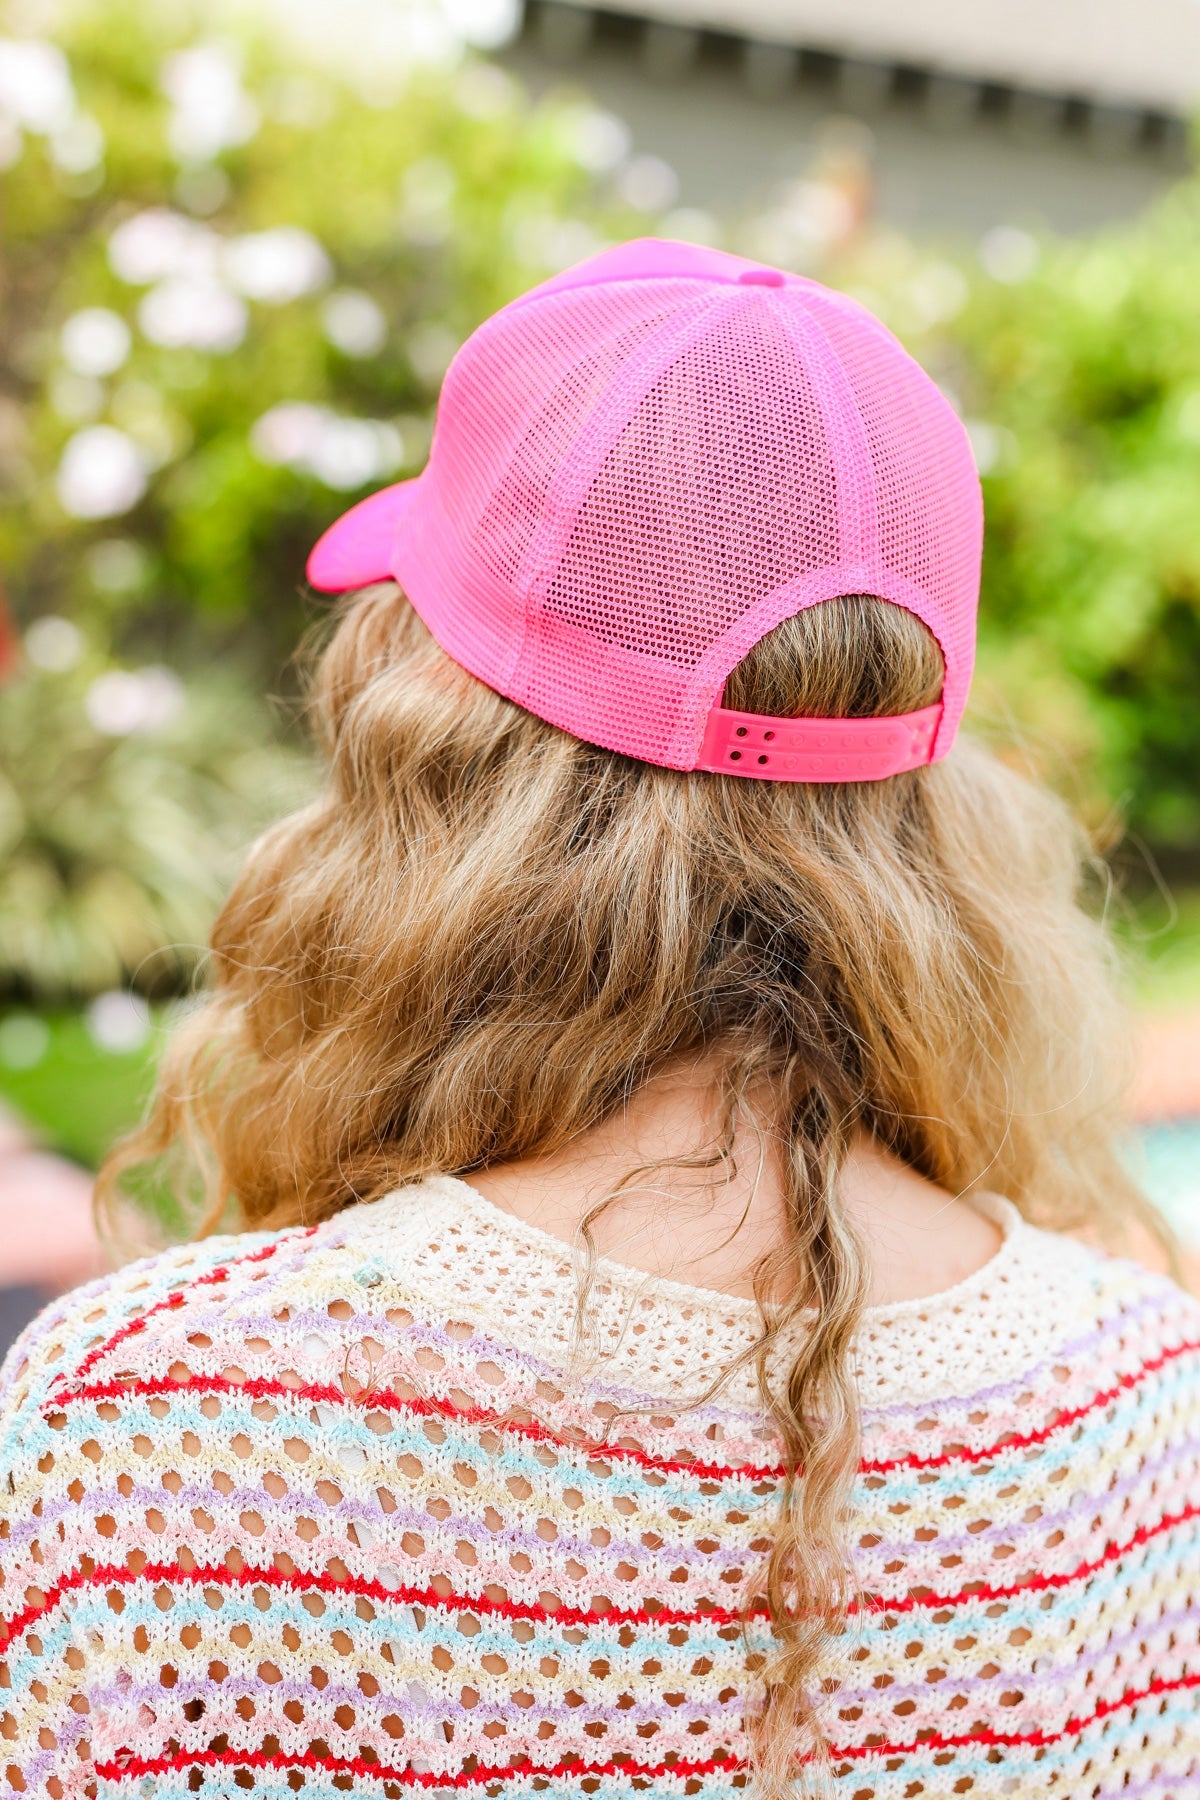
1119 884 1200 1014
0 644 311 997
0 0 656 999
0 1006 158 1168
834 195 1200 850
946 198 1200 850
1 0 651 670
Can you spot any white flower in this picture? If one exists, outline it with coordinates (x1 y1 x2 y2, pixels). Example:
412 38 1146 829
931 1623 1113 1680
567 107 630 175
966 420 1001 476
50 113 104 173
24 615 84 672
85 666 184 737
979 226 1039 285
322 289 386 358
161 44 258 162
60 307 131 377
56 425 147 519
86 990 151 1054
250 403 328 466
0 38 74 134
108 208 219 285
250 403 403 489
615 154 678 213
306 417 403 490
508 212 606 275
441 0 521 50
222 227 331 303
136 666 186 729
138 278 247 353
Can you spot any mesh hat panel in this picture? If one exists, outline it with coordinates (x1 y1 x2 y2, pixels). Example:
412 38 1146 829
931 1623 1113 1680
307 240 983 777
800 288 982 748
440 281 716 580
540 295 841 670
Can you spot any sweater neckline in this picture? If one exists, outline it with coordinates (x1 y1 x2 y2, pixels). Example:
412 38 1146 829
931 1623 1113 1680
347 1175 1094 1406
414 1172 1024 1325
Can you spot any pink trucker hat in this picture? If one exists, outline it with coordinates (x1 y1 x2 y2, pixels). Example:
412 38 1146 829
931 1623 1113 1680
308 238 983 781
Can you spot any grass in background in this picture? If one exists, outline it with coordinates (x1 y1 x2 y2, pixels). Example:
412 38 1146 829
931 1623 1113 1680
0 1008 158 1169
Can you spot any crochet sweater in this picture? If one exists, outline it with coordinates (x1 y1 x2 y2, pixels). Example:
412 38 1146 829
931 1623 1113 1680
1 1175 1197 1799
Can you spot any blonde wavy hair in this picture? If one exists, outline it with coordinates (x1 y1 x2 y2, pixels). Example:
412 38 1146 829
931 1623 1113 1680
100 583 1169 1792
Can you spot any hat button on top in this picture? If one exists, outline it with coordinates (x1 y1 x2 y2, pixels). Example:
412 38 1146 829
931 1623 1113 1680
738 267 786 287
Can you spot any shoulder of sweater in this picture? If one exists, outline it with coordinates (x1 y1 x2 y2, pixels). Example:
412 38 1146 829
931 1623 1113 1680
0 1191 447 1450
0 1219 318 1462
3 1183 1193 1451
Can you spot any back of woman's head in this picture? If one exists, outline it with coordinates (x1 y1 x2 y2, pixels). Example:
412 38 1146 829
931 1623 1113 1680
126 581 1136 1245
102 581 1161 1789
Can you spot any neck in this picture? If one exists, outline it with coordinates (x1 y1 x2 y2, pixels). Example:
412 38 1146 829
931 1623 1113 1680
468 1056 1002 1308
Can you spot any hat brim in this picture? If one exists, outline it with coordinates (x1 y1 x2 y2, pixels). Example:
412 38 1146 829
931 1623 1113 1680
305 477 418 594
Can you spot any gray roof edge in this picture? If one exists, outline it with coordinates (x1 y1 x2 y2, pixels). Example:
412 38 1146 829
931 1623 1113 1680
553 0 1200 116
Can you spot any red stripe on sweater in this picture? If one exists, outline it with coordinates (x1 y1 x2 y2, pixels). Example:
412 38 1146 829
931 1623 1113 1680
832 1668 1200 1763
862 1335 1200 1474
94 1748 746 1789
861 1500 1199 1617
5 1499 1197 1654
46 1333 1200 1485
88 1668 1200 1787
65 1230 319 1387
0 1555 757 1649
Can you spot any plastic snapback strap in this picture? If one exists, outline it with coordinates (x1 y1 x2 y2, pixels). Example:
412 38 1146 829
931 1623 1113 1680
695 701 942 782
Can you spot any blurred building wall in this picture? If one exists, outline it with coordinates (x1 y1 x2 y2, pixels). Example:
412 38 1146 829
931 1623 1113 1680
506 2 1194 239
532 0 1200 112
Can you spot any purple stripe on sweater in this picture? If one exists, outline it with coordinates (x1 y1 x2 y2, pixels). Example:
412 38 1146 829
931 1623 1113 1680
205 1278 1179 1453
88 1670 744 1735
831 1599 1200 1713
861 1428 1200 1575
23 1473 752 1590
861 1287 1172 1424
1101 1778 1194 1792
226 1302 768 1435
1096 1776 1200 1800
16 1700 92 1791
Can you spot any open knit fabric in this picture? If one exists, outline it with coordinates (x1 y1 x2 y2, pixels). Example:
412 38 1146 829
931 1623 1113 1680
1 1173 1197 1798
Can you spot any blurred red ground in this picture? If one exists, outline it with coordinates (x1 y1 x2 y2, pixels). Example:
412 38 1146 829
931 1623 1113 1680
1132 1009 1200 1122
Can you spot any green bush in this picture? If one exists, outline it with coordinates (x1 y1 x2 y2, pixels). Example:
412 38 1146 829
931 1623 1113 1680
839 191 1200 849
0 0 659 999
949 196 1200 849
0 0 655 676
0 628 312 999
3 0 1199 1023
